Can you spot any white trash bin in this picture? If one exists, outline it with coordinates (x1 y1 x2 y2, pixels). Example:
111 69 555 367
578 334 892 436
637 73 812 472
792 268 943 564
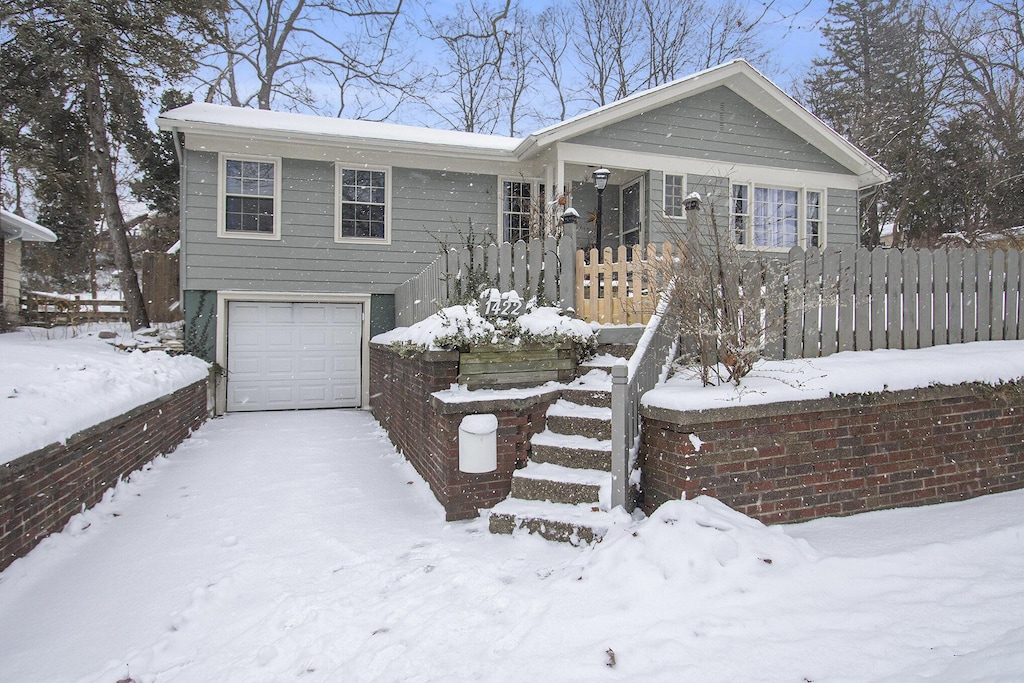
459 414 498 473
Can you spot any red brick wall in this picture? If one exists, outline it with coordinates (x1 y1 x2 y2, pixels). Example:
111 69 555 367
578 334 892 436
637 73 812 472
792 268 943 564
0 379 209 571
370 343 555 520
641 381 1024 524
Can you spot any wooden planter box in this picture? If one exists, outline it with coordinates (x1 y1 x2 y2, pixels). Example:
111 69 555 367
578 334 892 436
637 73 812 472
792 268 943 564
458 342 577 390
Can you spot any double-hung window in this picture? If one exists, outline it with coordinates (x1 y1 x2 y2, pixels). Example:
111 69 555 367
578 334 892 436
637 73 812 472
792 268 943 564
219 154 281 239
501 178 540 243
663 174 687 218
730 183 825 249
336 165 390 243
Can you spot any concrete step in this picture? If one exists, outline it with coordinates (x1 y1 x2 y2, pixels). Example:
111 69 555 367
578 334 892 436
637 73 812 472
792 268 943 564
487 498 630 546
560 386 612 408
545 400 612 440
510 461 609 506
530 430 611 471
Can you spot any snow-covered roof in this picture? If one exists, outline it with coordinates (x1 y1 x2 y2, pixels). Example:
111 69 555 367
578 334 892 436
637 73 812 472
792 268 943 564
158 103 523 160
526 60 890 187
1 209 58 242
157 61 889 187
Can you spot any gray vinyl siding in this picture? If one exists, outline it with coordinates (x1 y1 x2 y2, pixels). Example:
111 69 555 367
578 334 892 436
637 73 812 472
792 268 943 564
569 86 850 175
181 152 497 294
826 188 859 247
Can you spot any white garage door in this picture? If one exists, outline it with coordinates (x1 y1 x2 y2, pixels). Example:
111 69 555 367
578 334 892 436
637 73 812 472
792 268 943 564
227 301 362 412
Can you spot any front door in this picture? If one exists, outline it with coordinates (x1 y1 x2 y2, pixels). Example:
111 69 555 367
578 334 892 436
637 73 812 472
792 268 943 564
621 176 644 248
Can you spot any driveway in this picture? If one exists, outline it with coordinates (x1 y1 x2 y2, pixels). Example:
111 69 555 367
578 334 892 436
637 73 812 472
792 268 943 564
1 409 1022 682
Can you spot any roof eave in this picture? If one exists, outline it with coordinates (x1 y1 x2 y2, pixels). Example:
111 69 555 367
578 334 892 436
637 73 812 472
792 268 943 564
157 116 521 163
0 210 58 242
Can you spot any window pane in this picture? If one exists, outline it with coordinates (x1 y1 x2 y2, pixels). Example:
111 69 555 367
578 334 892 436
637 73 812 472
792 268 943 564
807 191 822 247
753 186 798 247
665 174 685 217
730 184 748 245
339 167 387 239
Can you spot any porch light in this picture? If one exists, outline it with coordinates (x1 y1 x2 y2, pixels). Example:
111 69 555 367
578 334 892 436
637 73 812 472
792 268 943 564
593 168 611 251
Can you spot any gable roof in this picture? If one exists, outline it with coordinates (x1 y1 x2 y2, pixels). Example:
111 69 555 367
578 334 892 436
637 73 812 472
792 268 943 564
518 60 889 187
1 209 58 242
158 60 889 188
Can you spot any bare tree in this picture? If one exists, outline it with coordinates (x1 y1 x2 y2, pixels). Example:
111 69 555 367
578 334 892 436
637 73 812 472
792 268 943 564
931 0 1024 231
424 1 506 133
639 0 701 88
695 0 774 70
201 0 417 118
526 5 575 123
574 0 644 106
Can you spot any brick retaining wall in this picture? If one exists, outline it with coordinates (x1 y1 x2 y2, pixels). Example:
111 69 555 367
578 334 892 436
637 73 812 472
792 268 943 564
0 378 209 571
370 343 556 520
641 381 1024 524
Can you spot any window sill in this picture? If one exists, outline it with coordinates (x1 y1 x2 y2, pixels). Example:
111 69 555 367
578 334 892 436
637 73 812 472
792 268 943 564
217 230 282 241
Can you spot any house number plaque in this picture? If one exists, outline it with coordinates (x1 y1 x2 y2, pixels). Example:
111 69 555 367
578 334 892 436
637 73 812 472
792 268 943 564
479 291 523 318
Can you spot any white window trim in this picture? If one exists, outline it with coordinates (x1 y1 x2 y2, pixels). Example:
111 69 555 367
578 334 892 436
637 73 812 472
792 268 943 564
730 181 827 251
334 163 392 245
663 173 687 218
216 152 282 240
498 176 541 243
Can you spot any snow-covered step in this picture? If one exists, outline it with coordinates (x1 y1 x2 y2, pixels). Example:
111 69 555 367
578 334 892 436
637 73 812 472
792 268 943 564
487 498 631 546
529 429 611 471
545 399 612 440
511 461 610 507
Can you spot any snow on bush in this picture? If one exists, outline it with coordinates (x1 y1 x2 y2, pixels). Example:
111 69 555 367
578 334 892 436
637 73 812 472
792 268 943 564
374 290 595 353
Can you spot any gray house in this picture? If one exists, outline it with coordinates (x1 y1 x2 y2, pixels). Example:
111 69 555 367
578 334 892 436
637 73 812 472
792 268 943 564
157 59 889 413
1 209 58 325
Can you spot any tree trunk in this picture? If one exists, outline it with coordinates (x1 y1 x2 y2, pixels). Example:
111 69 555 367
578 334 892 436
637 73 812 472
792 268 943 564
84 59 150 330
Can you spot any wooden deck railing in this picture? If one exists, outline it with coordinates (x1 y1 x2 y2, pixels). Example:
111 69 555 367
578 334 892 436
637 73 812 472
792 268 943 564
21 292 127 327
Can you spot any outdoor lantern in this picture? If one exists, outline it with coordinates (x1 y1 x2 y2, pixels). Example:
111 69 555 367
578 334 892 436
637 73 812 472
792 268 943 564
561 207 579 225
592 168 611 250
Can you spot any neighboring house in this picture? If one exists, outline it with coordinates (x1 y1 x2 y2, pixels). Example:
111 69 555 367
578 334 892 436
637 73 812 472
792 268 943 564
1 209 58 325
156 59 890 413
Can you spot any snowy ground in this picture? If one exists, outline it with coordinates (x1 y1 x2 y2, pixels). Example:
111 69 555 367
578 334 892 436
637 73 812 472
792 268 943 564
1 332 1023 681
0 409 1021 682
0 325 208 464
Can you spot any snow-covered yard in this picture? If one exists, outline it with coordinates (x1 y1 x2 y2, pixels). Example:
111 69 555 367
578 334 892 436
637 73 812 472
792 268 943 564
1 329 1023 681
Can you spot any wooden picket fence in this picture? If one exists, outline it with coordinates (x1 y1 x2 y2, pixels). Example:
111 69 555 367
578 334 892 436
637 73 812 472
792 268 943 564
575 243 679 325
394 236 575 327
395 237 1024 359
778 245 1024 359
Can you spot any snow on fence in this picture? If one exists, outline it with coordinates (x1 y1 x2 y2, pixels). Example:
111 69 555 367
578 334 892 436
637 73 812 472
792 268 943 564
610 298 679 509
396 240 1024 358
394 236 575 327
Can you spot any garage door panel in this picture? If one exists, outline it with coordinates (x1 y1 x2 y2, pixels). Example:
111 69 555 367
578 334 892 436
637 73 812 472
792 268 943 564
227 301 362 411
298 328 329 348
229 302 262 323
330 306 361 324
264 303 295 323
296 304 330 324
